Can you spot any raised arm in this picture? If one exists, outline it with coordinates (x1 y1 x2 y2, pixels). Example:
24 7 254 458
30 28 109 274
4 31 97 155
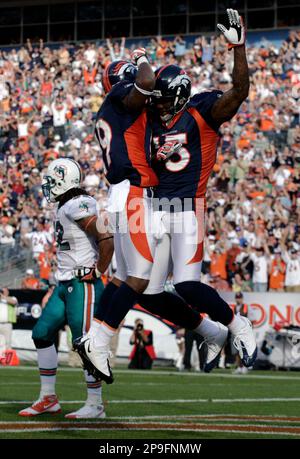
211 9 249 125
123 48 155 112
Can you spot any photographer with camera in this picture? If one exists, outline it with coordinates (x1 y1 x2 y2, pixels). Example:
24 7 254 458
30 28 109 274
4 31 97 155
128 319 156 370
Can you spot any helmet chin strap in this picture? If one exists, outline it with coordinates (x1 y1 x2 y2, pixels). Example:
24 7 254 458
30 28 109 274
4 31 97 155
160 97 190 125
160 113 173 122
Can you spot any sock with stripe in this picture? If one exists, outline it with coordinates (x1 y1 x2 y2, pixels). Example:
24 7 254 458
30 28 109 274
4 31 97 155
83 282 95 333
36 344 57 397
102 283 139 330
84 370 103 406
94 281 119 322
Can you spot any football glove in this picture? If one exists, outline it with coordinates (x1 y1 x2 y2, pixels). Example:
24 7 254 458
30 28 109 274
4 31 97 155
131 47 149 66
217 9 245 50
80 266 102 282
156 141 182 161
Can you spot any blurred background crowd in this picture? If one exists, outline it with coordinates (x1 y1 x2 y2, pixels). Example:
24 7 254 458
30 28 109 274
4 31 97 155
0 30 300 292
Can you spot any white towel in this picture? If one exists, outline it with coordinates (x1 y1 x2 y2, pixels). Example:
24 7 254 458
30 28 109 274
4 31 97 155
106 179 130 213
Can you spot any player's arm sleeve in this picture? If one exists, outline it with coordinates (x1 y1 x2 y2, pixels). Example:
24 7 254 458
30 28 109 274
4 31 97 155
194 90 224 132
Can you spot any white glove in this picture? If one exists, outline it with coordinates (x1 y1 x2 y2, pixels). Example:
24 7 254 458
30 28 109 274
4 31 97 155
217 9 245 49
131 47 149 66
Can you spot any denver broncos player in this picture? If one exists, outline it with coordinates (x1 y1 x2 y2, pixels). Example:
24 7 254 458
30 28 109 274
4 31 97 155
148 9 257 369
74 51 158 383
74 50 229 383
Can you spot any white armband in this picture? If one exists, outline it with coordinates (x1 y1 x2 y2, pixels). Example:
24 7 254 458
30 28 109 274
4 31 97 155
134 83 153 96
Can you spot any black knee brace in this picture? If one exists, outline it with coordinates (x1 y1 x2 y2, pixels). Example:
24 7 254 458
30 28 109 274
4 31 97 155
33 339 54 349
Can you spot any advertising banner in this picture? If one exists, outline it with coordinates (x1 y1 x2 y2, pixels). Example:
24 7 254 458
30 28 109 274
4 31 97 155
5 290 300 366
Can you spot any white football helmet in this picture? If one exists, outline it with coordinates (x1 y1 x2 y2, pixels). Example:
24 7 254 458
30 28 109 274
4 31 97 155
42 158 82 203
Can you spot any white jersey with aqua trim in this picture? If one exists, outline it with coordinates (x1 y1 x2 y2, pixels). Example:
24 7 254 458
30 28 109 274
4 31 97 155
54 194 98 281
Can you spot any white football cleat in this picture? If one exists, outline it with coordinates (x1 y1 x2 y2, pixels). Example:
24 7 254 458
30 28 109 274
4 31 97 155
65 403 106 419
202 324 228 373
233 366 249 375
233 316 257 367
18 395 61 417
241 366 249 374
73 335 113 384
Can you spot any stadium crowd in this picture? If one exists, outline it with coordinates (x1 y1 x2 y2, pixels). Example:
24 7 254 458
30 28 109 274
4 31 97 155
0 31 300 292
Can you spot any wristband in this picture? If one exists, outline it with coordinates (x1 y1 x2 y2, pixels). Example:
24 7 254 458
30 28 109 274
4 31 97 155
134 83 153 96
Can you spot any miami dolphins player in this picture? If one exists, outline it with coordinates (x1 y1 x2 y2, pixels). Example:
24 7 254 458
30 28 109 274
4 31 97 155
19 158 113 419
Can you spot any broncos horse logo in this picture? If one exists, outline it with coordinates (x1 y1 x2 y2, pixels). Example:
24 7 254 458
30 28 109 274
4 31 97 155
168 74 191 90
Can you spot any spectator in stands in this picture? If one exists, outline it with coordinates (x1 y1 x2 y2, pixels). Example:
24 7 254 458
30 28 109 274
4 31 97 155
269 248 286 292
249 247 269 292
21 268 40 289
281 247 300 292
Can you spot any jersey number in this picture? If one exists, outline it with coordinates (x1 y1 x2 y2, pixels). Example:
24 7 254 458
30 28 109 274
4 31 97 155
154 133 191 172
55 221 70 251
95 118 112 172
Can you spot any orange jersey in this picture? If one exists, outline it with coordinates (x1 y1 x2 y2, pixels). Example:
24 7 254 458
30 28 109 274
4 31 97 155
210 253 227 280
22 277 40 289
269 259 286 290
38 253 52 280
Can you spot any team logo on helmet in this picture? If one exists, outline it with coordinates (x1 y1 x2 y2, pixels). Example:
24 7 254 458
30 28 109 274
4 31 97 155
54 165 67 180
168 74 191 90
103 60 137 94
113 62 136 76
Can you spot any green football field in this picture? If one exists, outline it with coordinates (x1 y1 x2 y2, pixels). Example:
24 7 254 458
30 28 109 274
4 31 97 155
0 365 300 439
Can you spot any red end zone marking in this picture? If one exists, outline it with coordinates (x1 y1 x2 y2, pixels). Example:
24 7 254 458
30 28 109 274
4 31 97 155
1 421 300 435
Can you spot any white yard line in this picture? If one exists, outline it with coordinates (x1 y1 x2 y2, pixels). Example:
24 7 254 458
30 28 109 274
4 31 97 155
2 366 300 382
0 382 235 387
2 397 300 405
